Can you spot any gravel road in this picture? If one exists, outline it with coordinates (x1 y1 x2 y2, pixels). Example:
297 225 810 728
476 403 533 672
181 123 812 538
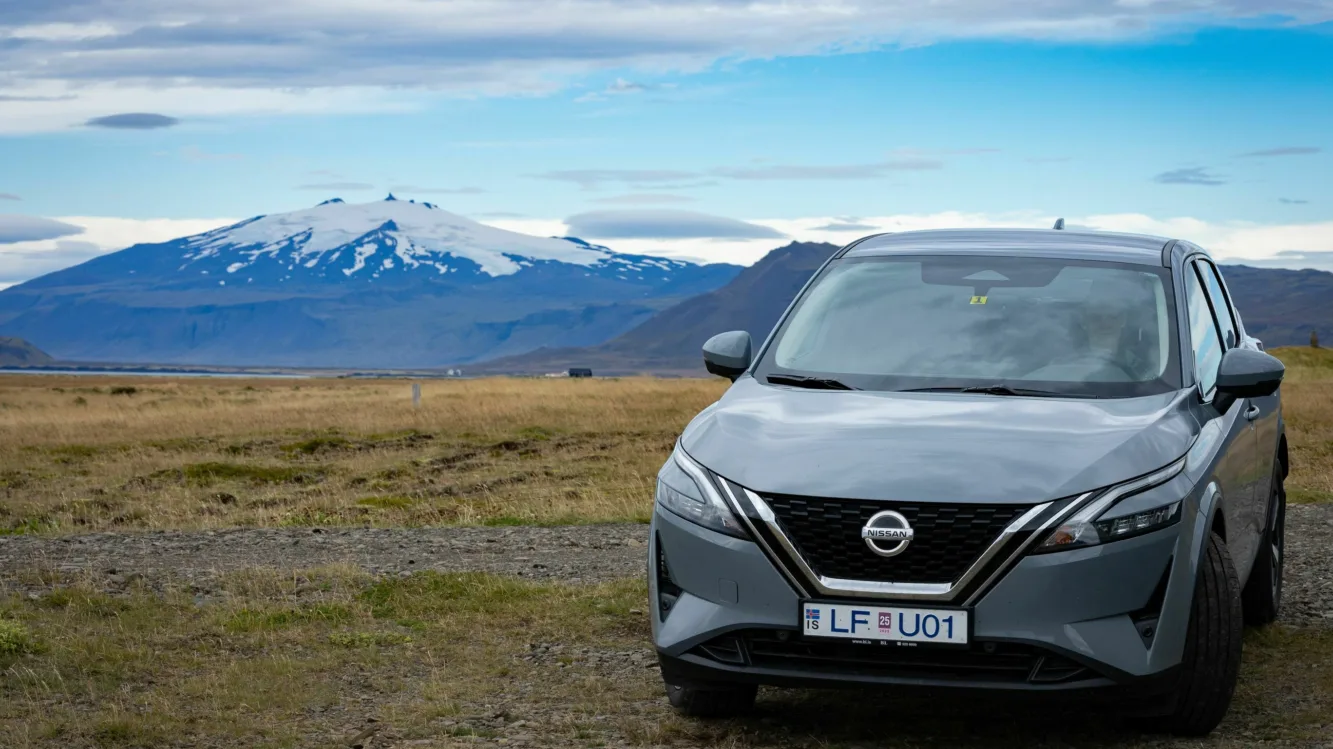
0 523 648 591
1 504 1330 624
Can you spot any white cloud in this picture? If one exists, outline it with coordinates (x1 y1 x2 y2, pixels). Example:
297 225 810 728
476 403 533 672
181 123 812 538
2 1 1331 129
494 211 1333 268
0 216 236 283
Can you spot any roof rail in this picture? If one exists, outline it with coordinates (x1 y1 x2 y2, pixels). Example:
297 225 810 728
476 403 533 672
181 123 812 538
1052 218 1065 230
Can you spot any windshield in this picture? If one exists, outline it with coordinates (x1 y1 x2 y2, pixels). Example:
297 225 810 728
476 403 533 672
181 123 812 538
755 255 1181 398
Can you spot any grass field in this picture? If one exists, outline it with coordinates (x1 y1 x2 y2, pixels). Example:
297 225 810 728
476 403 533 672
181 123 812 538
2 349 1333 747
3 346 1332 537
1 569 1330 748
0 375 726 534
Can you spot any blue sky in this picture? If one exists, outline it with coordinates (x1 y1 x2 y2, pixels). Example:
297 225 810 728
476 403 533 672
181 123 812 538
1 1 1331 282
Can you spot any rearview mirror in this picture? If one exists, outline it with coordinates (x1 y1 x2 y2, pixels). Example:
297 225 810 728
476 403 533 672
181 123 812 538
1213 348 1285 414
702 331 752 381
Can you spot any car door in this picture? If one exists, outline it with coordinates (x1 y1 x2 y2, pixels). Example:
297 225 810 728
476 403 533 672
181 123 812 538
1198 258 1280 551
1183 258 1260 580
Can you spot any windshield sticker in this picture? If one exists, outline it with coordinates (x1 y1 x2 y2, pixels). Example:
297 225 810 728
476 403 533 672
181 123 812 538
969 295 988 304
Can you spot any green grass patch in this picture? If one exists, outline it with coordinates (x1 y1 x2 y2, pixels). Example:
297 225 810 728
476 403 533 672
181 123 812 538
182 461 318 486
91 719 166 748
1288 487 1333 504
0 617 36 655
327 630 412 648
222 603 354 633
0 515 61 535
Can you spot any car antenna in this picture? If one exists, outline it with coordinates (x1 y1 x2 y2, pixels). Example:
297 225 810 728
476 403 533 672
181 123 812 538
1052 218 1065 230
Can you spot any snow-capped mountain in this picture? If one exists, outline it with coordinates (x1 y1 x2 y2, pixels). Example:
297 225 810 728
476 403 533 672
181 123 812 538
175 196 693 286
0 197 741 368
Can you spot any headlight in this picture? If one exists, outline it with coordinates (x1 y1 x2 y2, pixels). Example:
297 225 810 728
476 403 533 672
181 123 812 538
656 445 748 539
1035 458 1186 553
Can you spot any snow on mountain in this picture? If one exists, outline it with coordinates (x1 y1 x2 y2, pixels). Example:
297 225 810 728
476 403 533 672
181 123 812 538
177 195 691 282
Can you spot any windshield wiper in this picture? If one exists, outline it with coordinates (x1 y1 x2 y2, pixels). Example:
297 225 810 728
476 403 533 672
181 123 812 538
766 374 859 391
900 384 1086 398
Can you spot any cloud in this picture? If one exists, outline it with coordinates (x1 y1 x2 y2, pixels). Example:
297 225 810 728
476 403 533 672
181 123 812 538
1237 147 1322 158
593 194 696 205
0 216 235 284
810 222 880 232
532 169 701 189
544 211 1333 269
3 2 1330 130
575 77 665 102
0 193 20 201
84 112 179 129
0 94 77 102
0 215 85 244
713 159 942 180
388 185 485 195
295 182 375 191
1280 198 1310 205
1227 251 1333 273
565 210 786 240
1153 167 1225 186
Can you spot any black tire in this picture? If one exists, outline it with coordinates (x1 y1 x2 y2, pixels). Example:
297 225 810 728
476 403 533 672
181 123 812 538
1149 531 1243 737
1241 462 1285 626
664 681 757 718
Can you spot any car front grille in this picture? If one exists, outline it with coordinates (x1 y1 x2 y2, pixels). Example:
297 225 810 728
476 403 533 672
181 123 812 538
689 631 1095 686
759 494 1032 584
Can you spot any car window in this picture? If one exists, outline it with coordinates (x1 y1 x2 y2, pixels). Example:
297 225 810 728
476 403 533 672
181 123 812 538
1196 259 1238 349
1185 264 1224 396
757 255 1181 398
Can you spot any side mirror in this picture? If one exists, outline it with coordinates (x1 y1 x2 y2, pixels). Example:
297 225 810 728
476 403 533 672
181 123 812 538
702 331 753 381
1213 348 1285 414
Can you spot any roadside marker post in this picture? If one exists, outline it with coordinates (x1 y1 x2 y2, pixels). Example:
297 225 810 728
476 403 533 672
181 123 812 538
412 382 421 408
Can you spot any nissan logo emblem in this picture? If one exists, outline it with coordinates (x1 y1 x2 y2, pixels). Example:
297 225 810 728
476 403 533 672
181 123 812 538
861 510 914 557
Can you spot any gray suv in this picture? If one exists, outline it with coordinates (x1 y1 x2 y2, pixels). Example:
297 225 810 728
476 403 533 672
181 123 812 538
648 228 1286 736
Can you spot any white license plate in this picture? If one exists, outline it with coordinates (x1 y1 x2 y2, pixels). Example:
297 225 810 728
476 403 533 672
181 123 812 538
802 602 969 645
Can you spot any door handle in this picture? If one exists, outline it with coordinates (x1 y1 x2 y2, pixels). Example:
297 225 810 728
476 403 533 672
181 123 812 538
1244 403 1261 421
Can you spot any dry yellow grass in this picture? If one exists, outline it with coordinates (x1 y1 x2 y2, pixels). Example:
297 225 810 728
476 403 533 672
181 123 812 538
1 346 1330 535
0 376 726 533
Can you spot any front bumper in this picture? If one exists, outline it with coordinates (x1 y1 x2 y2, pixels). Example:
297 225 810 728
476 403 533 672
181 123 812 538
650 496 1202 692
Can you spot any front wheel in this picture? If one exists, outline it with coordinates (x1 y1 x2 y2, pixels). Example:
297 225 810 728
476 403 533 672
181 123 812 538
1241 462 1285 626
1146 531 1243 736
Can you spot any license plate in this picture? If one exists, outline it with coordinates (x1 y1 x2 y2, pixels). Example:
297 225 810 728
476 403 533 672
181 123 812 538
802 602 969 645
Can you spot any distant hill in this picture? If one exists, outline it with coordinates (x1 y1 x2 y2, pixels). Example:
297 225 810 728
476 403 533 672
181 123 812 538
0 197 739 368
477 241 838 374
0 337 55 367
1214 265 1333 348
480 245 1333 375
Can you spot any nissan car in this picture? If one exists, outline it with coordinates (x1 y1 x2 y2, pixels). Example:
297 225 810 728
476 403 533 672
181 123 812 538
648 227 1286 736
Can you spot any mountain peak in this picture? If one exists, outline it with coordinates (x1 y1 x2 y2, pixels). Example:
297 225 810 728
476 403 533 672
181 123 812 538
175 198 632 279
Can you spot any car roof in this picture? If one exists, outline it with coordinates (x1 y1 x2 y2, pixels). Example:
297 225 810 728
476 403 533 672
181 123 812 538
841 228 1175 266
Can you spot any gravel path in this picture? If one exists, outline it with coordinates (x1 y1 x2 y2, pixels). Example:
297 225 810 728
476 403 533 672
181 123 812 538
2 504 1330 626
0 523 648 590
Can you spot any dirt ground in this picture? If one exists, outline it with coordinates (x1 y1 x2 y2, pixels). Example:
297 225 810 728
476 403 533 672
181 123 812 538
2 505 1331 748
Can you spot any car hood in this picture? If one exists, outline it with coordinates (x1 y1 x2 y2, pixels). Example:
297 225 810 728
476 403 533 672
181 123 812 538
680 377 1200 505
